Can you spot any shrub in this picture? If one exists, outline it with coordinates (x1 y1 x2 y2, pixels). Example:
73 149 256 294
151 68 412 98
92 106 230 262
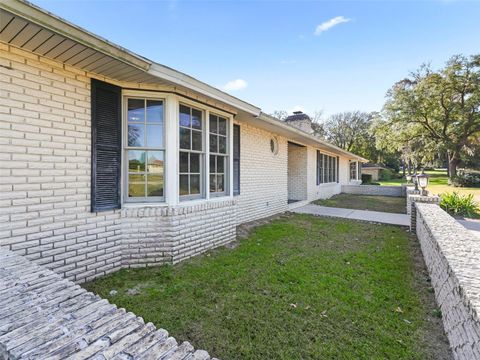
449 170 480 188
379 169 395 181
440 192 479 218
361 173 373 184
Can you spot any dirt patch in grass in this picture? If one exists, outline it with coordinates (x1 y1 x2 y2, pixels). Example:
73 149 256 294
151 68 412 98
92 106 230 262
313 193 406 213
84 214 450 360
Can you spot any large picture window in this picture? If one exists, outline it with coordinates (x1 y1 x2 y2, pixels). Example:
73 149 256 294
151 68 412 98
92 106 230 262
209 114 228 195
316 151 337 184
125 98 165 201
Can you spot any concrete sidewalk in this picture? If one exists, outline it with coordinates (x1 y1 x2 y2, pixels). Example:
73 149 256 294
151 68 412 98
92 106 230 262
292 204 410 226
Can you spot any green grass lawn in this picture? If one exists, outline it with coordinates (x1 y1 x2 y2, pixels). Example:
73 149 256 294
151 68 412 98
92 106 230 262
378 169 480 203
313 193 406 213
84 214 449 360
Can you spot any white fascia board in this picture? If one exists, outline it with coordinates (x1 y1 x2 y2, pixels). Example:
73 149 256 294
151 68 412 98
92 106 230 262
257 112 368 162
148 63 261 116
1 0 151 71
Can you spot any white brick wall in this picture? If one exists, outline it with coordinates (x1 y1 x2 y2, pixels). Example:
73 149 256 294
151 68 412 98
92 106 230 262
415 204 480 359
287 143 308 201
122 199 237 267
0 43 123 283
236 123 288 224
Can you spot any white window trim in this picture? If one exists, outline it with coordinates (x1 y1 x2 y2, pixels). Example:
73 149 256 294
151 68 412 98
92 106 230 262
120 91 234 207
175 97 234 204
317 150 338 185
122 93 167 204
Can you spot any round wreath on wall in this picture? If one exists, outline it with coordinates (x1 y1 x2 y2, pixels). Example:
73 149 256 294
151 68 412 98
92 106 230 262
270 137 279 155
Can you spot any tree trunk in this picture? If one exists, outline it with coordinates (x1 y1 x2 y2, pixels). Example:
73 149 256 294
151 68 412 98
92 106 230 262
446 151 450 177
448 155 460 178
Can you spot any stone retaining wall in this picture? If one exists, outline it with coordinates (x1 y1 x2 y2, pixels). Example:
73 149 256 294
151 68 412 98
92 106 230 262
0 248 215 360
341 184 403 197
415 203 480 359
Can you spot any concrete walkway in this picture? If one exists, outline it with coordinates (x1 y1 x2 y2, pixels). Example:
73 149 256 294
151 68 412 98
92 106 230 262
293 204 410 226
458 218 480 239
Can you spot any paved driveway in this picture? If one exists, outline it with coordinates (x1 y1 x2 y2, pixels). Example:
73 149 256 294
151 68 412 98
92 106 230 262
293 204 410 226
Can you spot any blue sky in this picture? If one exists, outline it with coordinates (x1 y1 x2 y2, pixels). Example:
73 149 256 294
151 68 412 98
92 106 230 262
35 0 480 117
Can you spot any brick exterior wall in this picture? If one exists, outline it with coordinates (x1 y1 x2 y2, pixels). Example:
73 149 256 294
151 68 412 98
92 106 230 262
0 43 357 284
0 43 124 283
235 123 289 224
122 199 237 267
287 143 308 201
306 148 342 200
415 203 480 359
341 184 403 197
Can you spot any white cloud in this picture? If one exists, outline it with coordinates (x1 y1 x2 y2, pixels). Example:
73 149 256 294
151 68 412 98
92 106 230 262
289 105 306 114
222 79 248 92
314 16 351 35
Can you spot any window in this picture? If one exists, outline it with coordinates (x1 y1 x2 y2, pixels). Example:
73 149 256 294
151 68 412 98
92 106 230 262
179 104 204 199
270 137 278 155
233 124 240 195
125 98 165 201
209 113 228 195
316 151 337 184
350 161 358 181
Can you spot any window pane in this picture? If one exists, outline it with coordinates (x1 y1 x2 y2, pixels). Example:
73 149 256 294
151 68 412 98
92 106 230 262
190 153 200 173
190 175 200 194
217 155 225 173
180 152 189 173
210 174 216 192
128 150 145 172
128 99 144 122
179 175 189 195
191 130 202 151
146 100 163 123
146 125 163 148
147 174 163 197
210 155 216 174
217 175 224 192
179 105 191 127
191 108 202 129
180 128 191 149
219 136 226 154
129 173 145 197
209 115 218 134
218 117 227 135
128 124 144 147
209 134 217 153
147 151 164 173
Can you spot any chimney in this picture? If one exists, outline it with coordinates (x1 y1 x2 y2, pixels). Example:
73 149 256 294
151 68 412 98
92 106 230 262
285 111 314 134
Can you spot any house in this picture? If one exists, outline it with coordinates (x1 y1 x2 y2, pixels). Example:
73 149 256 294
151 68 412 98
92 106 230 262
361 163 388 181
0 0 366 283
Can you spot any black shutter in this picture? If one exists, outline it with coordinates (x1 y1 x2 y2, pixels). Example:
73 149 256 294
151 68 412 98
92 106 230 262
233 124 240 195
316 151 320 185
336 156 339 183
91 79 122 212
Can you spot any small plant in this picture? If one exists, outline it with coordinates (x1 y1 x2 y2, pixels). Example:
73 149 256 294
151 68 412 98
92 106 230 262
440 192 479 218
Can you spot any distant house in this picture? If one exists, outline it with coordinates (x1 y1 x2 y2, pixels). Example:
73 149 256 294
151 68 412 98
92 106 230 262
362 163 388 181
0 1 366 282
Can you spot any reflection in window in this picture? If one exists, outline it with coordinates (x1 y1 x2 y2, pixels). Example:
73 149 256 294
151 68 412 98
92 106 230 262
179 104 204 198
126 98 165 200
